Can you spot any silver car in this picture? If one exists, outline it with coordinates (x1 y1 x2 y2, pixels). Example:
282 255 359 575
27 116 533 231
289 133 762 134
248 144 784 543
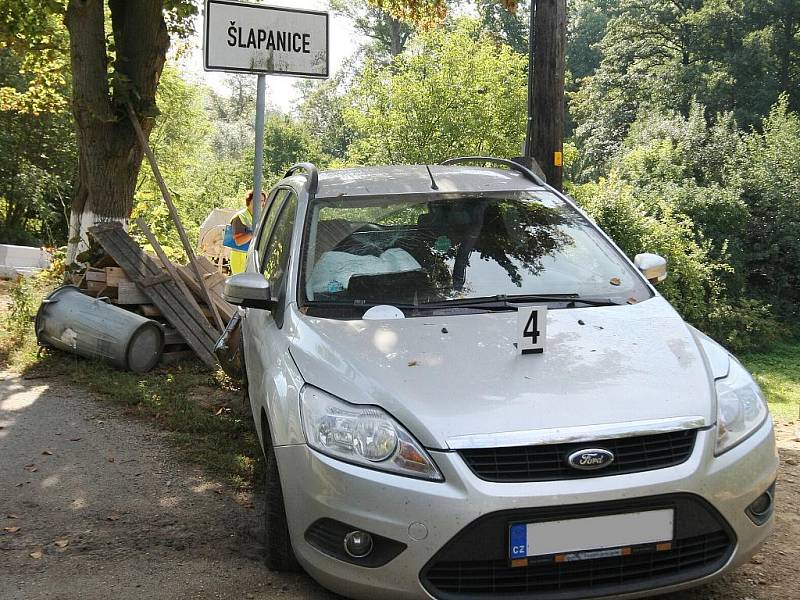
224 158 778 600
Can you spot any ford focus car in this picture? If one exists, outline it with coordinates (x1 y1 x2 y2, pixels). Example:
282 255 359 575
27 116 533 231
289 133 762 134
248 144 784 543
223 158 778 600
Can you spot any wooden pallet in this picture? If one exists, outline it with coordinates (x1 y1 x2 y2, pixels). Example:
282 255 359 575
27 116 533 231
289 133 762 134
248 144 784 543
88 223 219 368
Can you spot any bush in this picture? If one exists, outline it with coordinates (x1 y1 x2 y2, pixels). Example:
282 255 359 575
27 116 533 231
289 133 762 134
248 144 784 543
740 98 800 323
571 175 778 351
1 257 63 364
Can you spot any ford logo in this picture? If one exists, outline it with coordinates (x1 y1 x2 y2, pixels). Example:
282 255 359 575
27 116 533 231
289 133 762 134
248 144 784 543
567 448 615 471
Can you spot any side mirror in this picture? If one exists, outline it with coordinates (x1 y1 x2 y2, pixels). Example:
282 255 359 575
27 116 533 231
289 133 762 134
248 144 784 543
634 253 667 284
223 273 272 309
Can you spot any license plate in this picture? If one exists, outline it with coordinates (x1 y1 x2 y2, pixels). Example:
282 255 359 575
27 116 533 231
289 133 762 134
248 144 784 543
509 509 674 560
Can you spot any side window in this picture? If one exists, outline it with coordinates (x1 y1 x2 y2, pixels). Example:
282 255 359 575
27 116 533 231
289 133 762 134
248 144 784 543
256 189 288 266
262 191 298 304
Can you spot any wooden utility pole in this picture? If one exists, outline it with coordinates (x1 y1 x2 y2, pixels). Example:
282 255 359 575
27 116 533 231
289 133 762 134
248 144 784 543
524 0 567 191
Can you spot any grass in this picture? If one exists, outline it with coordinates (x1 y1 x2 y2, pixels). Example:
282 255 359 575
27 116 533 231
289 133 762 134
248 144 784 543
742 342 800 422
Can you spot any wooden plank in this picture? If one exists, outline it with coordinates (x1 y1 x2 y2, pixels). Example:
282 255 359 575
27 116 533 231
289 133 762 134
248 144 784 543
105 266 129 287
140 305 162 318
115 281 149 305
176 265 235 322
88 222 218 367
85 268 107 283
139 272 172 288
134 218 209 323
86 280 108 294
126 102 224 331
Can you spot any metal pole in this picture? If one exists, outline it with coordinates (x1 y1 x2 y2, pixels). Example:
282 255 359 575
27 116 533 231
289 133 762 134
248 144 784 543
252 74 266 227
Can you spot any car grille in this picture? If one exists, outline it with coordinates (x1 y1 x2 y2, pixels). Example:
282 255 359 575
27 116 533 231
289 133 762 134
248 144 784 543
420 494 735 600
459 429 697 482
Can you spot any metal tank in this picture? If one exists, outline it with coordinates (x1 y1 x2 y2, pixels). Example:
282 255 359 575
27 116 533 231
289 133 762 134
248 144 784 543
35 285 164 373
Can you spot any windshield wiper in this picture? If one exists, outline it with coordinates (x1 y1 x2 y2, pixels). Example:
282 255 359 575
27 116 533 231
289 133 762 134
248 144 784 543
417 294 621 309
304 294 620 314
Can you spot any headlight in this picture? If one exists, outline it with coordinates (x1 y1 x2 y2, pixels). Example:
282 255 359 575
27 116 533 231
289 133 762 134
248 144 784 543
300 386 443 481
715 358 769 455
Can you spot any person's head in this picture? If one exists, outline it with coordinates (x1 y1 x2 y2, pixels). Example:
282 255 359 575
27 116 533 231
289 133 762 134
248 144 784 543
245 189 267 210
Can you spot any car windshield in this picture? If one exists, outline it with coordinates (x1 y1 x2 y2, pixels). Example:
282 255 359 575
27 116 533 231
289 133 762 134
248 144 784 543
300 191 651 311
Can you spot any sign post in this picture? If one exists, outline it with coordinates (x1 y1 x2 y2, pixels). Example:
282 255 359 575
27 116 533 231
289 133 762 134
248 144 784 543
203 0 329 226
252 74 266 225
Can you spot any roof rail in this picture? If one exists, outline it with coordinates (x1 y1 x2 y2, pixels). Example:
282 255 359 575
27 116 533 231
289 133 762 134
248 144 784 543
283 162 319 197
440 156 546 186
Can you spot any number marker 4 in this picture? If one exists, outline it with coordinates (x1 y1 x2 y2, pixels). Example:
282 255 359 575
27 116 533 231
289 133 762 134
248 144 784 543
518 306 547 355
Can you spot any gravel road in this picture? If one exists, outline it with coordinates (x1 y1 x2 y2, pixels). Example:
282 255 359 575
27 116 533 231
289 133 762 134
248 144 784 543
1 370 798 600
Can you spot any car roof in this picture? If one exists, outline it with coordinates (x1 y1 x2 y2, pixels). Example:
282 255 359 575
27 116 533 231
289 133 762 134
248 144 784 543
292 165 547 199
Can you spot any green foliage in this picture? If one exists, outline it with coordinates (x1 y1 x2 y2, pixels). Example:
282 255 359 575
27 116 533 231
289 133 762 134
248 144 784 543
130 67 327 257
132 67 221 257
297 71 357 162
331 0 415 58
5 277 38 338
616 105 749 268
570 0 800 172
573 176 722 324
0 2 70 114
344 19 527 164
740 97 800 322
475 0 529 54
570 101 795 351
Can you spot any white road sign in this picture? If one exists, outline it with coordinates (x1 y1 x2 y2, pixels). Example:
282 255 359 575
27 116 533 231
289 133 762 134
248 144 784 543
204 0 329 77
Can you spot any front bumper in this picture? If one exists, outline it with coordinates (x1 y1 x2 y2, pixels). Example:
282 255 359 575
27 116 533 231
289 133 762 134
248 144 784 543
275 418 778 600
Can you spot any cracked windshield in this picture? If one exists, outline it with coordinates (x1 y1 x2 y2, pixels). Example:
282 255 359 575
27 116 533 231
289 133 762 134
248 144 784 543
302 192 650 311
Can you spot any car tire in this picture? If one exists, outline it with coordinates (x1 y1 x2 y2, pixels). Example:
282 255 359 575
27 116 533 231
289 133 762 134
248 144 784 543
262 419 301 572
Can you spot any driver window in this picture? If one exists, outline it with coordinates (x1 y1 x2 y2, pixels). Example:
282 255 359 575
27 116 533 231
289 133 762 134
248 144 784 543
262 191 298 299
256 189 288 267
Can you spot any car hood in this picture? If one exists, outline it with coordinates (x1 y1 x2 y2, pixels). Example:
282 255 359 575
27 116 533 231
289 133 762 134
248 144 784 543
287 297 716 450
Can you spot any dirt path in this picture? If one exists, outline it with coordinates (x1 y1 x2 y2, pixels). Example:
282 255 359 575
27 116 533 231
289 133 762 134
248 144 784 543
1 370 798 600
0 371 336 600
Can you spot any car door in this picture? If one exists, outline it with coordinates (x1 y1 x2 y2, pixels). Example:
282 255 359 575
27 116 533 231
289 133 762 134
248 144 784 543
242 189 299 446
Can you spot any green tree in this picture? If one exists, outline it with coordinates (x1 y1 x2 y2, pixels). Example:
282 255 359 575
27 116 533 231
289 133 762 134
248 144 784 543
132 66 215 253
344 19 528 164
475 0 529 54
297 65 358 162
0 0 198 264
614 103 749 272
740 98 800 321
570 0 800 174
332 0 415 58
0 35 75 246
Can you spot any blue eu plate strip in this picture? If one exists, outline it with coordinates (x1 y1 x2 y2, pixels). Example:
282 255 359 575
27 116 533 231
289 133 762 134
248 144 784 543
509 524 528 559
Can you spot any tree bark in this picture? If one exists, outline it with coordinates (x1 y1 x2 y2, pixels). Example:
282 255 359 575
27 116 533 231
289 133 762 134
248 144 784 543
389 17 407 56
64 0 169 263
531 0 566 191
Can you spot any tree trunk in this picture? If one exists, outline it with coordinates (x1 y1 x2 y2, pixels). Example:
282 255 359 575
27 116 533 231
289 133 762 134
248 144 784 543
530 0 566 191
64 0 169 263
389 18 405 56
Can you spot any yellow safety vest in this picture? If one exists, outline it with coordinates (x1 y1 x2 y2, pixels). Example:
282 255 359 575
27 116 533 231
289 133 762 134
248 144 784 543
229 207 253 274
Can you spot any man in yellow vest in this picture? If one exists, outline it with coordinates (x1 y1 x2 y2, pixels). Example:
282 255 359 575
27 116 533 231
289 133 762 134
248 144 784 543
229 189 266 274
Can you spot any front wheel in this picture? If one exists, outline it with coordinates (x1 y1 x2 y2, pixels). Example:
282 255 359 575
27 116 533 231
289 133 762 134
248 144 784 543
263 425 301 572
